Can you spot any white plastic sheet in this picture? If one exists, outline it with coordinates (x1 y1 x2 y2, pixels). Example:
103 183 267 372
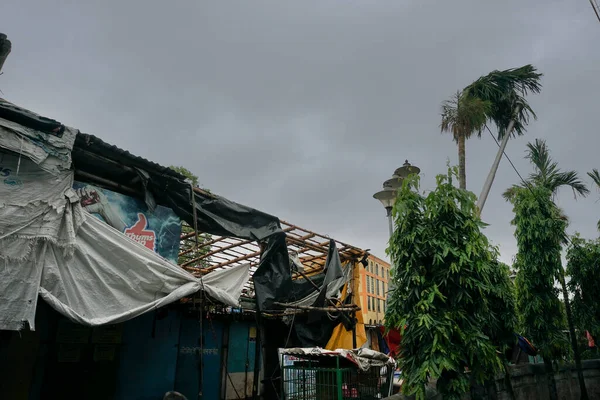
0 153 250 330
0 112 77 175
39 214 251 326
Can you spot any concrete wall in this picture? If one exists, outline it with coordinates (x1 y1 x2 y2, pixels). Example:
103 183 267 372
493 359 600 400
387 359 600 400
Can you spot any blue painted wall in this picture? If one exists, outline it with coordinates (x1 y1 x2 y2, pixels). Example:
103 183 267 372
175 316 223 400
115 311 180 400
11 305 259 400
224 321 258 399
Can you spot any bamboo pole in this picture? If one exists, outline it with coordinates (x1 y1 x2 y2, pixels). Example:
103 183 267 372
273 302 360 312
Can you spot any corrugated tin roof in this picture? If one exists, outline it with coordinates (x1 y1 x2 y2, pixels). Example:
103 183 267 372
74 132 184 180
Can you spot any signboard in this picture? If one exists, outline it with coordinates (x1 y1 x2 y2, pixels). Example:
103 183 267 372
73 182 181 263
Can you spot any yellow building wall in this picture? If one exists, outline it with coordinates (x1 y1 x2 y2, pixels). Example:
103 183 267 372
325 261 367 350
358 254 390 325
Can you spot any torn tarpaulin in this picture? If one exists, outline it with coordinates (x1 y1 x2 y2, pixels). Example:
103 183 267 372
280 347 395 372
142 176 292 312
282 241 357 348
0 154 250 330
0 98 77 175
39 214 251 326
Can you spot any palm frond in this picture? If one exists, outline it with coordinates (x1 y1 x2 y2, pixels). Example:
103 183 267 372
440 91 491 141
588 169 600 189
554 171 590 198
587 169 600 233
464 65 542 138
520 139 588 199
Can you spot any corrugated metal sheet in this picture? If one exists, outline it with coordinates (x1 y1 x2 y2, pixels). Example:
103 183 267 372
74 132 184 179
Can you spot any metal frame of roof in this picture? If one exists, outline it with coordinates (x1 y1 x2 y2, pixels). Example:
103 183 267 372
178 196 366 297
0 97 368 302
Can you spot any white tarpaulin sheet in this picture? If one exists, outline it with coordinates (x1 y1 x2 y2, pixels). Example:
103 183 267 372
0 109 78 176
280 347 395 371
0 153 250 330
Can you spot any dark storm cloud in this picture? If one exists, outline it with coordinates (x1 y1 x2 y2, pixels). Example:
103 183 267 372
1 0 599 263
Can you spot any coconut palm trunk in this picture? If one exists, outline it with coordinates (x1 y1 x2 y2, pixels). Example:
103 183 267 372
458 133 467 189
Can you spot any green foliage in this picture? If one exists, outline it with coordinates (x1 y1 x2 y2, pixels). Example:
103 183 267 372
385 167 505 400
463 64 542 138
587 168 600 231
440 91 492 142
169 165 199 187
169 165 211 268
508 184 569 359
566 236 600 340
513 139 589 198
484 261 518 353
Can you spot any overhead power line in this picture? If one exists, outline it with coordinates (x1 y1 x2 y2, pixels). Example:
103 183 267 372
589 0 600 23
484 126 578 249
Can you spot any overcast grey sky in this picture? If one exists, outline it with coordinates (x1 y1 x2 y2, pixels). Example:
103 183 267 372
1 1 599 264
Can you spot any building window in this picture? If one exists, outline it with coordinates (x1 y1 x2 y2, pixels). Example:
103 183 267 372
375 264 379 276
376 280 380 296
377 299 381 312
367 296 371 311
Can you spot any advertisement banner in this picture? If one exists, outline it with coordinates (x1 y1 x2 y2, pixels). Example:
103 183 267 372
73 181 181 263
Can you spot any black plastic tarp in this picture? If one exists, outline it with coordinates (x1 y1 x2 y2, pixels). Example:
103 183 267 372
135 173 294 312
287 240 355 347
71 133 292 311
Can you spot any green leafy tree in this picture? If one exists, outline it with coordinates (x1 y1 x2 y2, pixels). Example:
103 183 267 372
484 261 518 400
508 185 566 400
440 92 492 190
385 167 505 400
567 236 600 345
169 165 199 187
504 139 589 400
169 165 211 268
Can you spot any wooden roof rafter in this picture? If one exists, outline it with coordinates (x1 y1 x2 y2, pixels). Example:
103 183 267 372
178 219 366 297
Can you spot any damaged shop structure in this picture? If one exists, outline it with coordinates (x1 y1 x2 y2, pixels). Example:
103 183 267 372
0 98 397 400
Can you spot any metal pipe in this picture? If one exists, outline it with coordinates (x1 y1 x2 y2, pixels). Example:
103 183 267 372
386 207 393 238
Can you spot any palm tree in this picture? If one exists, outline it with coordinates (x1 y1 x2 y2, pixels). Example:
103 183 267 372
504 139 589 400
503 139 589 200
440 91 491 189
587 169 600 231
464 65 543 213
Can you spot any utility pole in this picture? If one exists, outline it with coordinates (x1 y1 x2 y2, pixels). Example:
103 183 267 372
0 33 11 74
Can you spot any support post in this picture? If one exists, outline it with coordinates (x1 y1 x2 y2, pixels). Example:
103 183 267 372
252 313 262 400
477 119 516 214
386 207 393 239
